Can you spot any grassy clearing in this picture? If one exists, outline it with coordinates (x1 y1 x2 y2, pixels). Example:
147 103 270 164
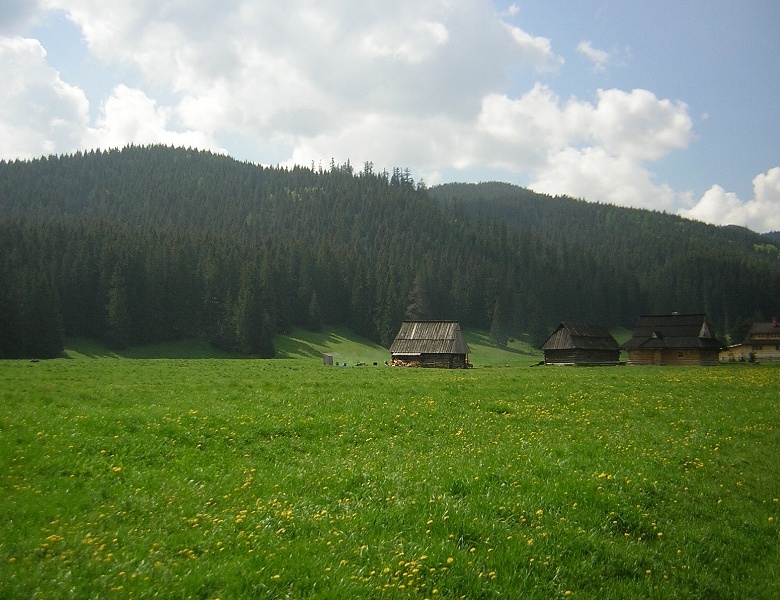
62 326 544 366
1 358 778 599
273 327 390 365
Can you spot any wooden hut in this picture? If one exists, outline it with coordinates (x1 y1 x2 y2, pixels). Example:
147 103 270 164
623 314 725 366
540 322 620 365
389 321 470 368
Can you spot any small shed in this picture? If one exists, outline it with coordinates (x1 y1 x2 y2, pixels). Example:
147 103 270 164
540 322 620 366
623 314 725 366
389 321 470 368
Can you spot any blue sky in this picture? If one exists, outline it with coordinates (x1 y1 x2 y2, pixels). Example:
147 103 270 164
2 0 779 231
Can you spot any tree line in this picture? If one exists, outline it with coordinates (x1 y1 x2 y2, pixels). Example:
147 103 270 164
1 146 778 358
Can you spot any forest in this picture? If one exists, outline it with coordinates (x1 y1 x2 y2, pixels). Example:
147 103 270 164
1 145 779 358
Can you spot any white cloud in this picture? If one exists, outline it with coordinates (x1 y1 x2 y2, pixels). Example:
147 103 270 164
84 85 224 152
0 36 221 160
472 85 692 209
576 40 609 72
0 35 90 159
360 20 450 64
587 88 692 161
502 23 564 73
40 0 561 135
679 167 780 233
531 146 678 210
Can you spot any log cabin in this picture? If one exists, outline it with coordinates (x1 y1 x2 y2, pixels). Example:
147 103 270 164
389 321 470 368
540 322 620 366
623 314 725 366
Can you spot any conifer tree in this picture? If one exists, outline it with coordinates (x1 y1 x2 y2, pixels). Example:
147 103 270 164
306 292 323 332
106 266 131 350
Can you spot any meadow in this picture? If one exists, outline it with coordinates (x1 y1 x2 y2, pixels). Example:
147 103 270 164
1 341 779 599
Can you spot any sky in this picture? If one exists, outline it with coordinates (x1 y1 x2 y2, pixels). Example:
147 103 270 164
1 0 779 232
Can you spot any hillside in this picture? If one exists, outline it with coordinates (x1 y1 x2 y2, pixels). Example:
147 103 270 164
430 182 780 332
1 146 778 358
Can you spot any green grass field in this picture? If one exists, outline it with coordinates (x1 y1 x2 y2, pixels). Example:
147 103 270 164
1 335 779 599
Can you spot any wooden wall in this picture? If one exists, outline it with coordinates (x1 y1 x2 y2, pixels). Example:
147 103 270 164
543 349 620 366
627 349 720 366
391 354 468 368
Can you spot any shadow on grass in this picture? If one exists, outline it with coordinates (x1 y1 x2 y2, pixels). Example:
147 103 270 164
274 327 388 361
275 330 344 359
464 331 536 355
63 338 241 359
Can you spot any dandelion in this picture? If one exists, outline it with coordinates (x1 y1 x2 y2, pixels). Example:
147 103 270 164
446 557 454 564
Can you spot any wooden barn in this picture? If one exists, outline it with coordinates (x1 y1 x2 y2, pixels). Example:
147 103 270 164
540 322 620 366
623 314 725 366
389 321 470 368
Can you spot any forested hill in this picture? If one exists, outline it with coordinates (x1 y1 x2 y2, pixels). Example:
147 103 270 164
430 181 778 261
431 181 780 323
1 146 778 358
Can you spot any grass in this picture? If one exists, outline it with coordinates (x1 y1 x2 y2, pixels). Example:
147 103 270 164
63 337 243 360
1 349 779 598
62 326 545 366
273 326 390 365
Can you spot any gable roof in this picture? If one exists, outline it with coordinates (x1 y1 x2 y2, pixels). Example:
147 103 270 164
389 321 470 355
541 322 619 351
623 314 725 350
743 321 780 342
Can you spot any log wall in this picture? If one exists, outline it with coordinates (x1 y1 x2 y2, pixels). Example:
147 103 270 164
627 349 720 366
543 349 620 366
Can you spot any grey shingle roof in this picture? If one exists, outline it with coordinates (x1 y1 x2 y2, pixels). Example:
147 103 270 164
389 321 470 355
743 322 780 343
623 314 725 350
541 322 619 351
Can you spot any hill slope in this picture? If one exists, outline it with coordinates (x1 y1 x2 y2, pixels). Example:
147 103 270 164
1 147 778 358
431 181 780 337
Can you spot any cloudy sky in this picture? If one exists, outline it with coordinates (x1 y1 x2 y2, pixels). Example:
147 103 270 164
2 0 779 232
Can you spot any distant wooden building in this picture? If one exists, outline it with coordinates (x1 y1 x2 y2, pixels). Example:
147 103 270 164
389 321 470 368
720 319 780 362
540 322 620 366
623 314 725 366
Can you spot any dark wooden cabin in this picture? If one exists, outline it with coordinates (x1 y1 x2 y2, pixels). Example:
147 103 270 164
623 314 725 366
389 321 470 368
540 322 620 366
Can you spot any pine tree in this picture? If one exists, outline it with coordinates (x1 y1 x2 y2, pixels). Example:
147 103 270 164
405 274 430 320
306 292 323 332
106 266 131 350
489 297 509 346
